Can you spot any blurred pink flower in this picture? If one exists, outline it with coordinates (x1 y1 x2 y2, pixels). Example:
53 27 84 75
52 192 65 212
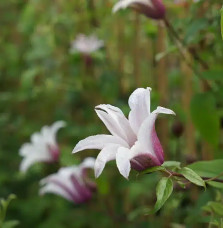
70 34 104 55
19 121 66 172
112 0 166 20
73 88 175 179
40 157 96 203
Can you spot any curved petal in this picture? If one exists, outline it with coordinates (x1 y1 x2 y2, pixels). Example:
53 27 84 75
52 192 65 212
20 152 51 172
137 106 175 160
94 144 121 178
116 147 131 179
72 134 128 154
42 121 66 145
80 157 95 170
39 183 73 202
128 87 152 134
51 121 66 134
96 104 136 145
112 0 153 13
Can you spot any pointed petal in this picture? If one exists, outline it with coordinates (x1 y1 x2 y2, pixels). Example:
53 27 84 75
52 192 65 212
51 121 66 134
94 144 121 178
96 104 136 144
116 147 131 179
80 157 95 170
128 87 152 134
72 134 127 154
41 121 66 145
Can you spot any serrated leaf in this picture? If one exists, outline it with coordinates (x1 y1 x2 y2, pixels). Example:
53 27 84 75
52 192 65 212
190 93 220 146
154 177 173 212
179 167 206 188
162 161 181 169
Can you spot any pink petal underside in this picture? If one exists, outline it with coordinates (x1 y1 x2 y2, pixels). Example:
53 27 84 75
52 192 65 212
137 107 175 160
70 175 92 203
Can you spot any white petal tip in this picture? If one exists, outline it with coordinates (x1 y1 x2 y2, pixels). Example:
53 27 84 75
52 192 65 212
146 87 152 91
156 106 176 116
72 147 78 154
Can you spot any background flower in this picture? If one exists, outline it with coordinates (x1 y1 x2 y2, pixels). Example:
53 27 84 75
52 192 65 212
19 121 66 172
70 34 104 55
113 0 166 19
40 157 96 204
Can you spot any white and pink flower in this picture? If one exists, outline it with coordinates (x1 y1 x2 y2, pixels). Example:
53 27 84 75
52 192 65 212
72 88 175 179
19 121 66 172
113 0 166 20
70 34 104 55
40 157 96 204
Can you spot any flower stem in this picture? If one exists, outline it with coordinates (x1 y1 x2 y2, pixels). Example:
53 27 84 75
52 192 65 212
163 17 211 90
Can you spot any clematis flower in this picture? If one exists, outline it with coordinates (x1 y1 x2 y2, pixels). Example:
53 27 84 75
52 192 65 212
112 0 166 20
73 88 175 179
19 121 66 172
70 34 104 55
40 157 96 204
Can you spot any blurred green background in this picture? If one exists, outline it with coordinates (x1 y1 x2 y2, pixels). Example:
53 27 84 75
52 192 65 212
1 0 223 227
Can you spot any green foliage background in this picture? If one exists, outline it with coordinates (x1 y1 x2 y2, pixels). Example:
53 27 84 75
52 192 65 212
0 0 223 227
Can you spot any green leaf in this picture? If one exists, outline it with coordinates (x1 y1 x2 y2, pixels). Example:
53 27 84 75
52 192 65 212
200 70 223 81
207 202 223 216
179 167 206 188
185 18 208 43
190 93 220 146
207 181 223 189
162 161 181 169
188 160 223 178
154 177 173 212
140 166 165 175
2 220 19 228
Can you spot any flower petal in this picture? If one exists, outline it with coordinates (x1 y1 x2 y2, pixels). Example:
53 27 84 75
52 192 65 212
116 147 131 179
128 87 152 134
112 0 153 13
80 157 95 170
72 134 128 154
41 120 66 145
20 151 51 172
94 144 121 178
96 104 136 145
40 183 73 202
137 106 175 158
